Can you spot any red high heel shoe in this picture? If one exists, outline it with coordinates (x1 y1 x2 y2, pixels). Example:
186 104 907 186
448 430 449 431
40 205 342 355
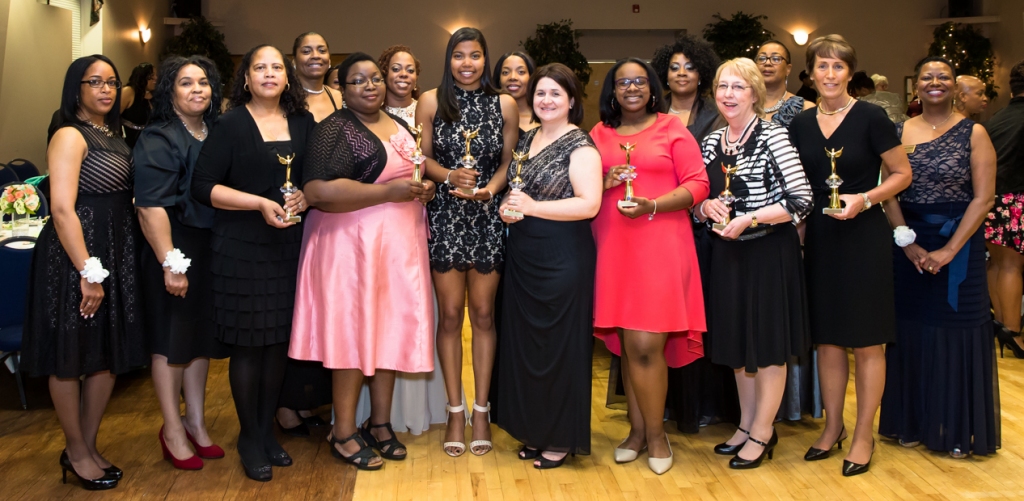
184 428 225 459
159 426 203 470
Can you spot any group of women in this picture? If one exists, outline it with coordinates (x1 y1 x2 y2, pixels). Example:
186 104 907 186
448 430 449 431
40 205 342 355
19 26 1002 491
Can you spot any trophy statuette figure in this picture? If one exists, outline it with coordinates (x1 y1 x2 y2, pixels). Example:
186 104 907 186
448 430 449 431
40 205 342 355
712 163 740 231
503 150 529 218
277 153 301 223
617 142 638 209
457 128 480 196
822 147 844 215
409 123 426 183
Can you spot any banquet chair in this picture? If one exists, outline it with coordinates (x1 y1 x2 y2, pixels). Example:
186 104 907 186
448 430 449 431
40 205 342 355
0 235 36 409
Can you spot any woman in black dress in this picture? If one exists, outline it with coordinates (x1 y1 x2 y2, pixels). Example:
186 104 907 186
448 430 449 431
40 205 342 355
415 27 519 457
694 58 812 469
135 56 229 470
120 62 156 148
191 45 314 481
494 64 602 469
494 51 538 135
788 35 912 476
879 57 999 458
22 55 145 490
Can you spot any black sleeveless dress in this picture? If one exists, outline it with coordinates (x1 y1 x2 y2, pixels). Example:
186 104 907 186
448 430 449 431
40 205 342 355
122 93 151 149
22 123 147 377
427 87 505 273
493 128 595 455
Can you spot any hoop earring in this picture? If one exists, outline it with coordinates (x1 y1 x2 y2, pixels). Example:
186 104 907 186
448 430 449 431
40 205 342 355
610 96 618 109
244 83 250 92
286 83 291 91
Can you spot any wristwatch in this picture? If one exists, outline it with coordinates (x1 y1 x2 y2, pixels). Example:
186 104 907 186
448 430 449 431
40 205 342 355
860 193 872 212
750 214 759 228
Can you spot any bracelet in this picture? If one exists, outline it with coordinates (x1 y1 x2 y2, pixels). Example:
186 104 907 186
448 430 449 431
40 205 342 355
649 199 658 221
698 201 708 219
162 248 191 275
80 257 109 284
445 170 454 185
893 225 917 247
859 192 872 212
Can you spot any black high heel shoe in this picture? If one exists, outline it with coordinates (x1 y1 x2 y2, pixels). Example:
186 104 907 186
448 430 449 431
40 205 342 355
728 429 777 469
533 451 572 470
995 323 1024 359
59 450 118 490
842 440 875 477
804 425 848 461
714 427 750 455
102 465 123 480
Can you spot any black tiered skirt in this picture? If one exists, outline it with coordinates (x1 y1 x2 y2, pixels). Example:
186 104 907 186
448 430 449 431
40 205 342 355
879 202 999 455
209 211 303 347
140 214 229 363
21 191 147 378
494 218 594 454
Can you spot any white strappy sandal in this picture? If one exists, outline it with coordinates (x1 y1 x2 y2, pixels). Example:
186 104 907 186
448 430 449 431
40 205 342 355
470 401 493 456
443 401 469 457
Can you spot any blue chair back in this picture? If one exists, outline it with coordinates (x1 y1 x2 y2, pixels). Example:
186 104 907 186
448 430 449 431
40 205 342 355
6 159 39 182
0 236 35 331
0 164 17 185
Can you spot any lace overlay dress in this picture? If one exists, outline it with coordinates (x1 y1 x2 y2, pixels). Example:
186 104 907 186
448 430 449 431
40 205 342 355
22 124 147 377
879 119 999 455
427 87 505 273
493 128 596 454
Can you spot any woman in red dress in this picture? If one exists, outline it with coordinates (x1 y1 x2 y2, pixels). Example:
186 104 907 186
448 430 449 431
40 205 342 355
590 57 709 475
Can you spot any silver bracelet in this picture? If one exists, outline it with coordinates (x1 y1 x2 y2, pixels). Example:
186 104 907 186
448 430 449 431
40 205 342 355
698 201 708 219
445 170 454 185
649 199 658 221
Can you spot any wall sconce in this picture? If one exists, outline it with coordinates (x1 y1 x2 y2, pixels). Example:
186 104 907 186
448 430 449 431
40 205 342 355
139 28 151 44
792 30 809 46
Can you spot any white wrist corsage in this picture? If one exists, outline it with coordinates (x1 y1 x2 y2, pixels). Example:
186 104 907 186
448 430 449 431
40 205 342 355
80 257 109 284
894 225 917 247
162 248 191 275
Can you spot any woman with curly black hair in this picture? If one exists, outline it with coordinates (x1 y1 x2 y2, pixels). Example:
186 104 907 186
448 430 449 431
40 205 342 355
651 35 724 142
191 44 314 481
135 55 229 471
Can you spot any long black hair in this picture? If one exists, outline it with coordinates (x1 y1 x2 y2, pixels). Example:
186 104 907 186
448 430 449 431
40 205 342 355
651 35 719 103
228 44 307 115
150 56 223 123
598 57 663 128
58 54 122 128
437 27 499 123
126 62 155 92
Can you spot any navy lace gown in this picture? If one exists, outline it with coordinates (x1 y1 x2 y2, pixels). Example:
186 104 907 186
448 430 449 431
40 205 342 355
878 119 999 455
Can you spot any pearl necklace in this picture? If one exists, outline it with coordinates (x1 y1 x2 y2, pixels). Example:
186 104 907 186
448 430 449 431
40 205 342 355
819 97 854 116
669 107 683 114
304 86 325 95
923 110 955 130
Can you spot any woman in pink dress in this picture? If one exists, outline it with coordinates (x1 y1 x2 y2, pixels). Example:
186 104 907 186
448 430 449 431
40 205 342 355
289 53 437 470
590 57 709 475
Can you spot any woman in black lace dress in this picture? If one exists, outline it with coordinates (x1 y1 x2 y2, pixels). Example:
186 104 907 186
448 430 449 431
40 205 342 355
415 27 519 457
493 64 602 469
879 57 999 458
22 55 145 490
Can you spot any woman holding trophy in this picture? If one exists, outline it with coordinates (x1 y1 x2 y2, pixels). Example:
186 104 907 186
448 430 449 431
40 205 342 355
788 35 912 476
414 27 519 458
493 63 602 469
589 57 709 475
191 44 313 481
693 58 812 469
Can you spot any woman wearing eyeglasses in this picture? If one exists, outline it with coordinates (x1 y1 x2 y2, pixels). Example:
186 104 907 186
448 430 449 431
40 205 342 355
590 57 709 475
755 41 815 129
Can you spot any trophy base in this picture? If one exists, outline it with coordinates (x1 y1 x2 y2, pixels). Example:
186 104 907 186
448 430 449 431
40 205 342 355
822 207 844 215
279 214 301 223
712 222 728 231
503 209 523 218
457 187 478 196
617 200 638 209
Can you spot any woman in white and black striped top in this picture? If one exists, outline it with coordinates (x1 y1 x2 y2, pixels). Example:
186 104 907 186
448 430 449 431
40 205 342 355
692 58 812 469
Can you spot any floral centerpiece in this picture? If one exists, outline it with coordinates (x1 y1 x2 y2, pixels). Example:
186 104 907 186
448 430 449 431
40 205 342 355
1 184 41 217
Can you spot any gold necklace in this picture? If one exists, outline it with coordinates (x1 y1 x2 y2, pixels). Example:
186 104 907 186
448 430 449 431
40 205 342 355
819 97 854 116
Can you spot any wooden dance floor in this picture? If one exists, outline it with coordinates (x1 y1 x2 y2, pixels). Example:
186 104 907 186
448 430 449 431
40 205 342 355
2 321 1023 500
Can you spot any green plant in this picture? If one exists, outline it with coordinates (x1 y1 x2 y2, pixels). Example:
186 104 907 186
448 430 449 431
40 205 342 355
521 19 592 93
161 17 235 90
928 22 997 98
702 12 774 60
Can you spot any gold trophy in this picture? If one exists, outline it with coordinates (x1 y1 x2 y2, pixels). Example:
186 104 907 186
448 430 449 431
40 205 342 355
712 164 739 231
503 150 529 218
822 147 844 215
457 128 480 196
277 153 302 223
409 124 425 183
617 142 638 209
